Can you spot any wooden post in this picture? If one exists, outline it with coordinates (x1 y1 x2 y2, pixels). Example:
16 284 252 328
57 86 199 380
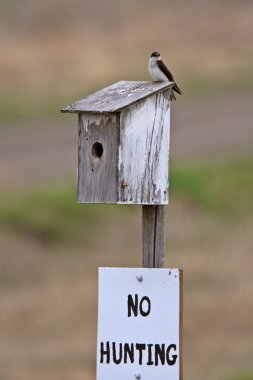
142 205 166 268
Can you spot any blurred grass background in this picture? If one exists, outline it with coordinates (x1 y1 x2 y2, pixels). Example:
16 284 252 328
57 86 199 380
0 158 252 245
0 1 253 380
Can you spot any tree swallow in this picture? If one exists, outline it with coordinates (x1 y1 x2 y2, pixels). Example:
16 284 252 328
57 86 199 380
148 51 182 100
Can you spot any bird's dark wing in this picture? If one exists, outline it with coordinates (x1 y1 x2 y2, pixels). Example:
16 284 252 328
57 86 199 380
159 59 182 95
172 82 182 96
159 60 174 81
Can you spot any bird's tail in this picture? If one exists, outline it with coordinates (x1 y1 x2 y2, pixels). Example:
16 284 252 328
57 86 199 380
170 90 176 101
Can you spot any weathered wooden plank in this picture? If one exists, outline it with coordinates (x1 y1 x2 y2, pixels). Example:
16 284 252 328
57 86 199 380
61 80 174 114
142 205 166 268
118 90 171 204
77 113 119 203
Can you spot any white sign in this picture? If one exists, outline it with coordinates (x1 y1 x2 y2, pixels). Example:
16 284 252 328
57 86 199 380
96 267 183 380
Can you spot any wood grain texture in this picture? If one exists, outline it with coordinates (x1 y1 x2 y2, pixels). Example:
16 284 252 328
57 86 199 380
119 90 171 205
77 113 119 203
61 80 174 114
142 205 166 268
70 81 171 205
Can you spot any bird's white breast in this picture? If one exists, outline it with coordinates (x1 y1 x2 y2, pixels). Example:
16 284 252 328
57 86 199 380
148 57 168 81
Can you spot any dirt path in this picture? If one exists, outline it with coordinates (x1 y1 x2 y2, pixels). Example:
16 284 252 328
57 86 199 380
1 91 253 192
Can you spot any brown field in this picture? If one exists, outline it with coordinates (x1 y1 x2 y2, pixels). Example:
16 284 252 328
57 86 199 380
1 0 253 95
0 1 253 380
1 91 253 380
0 205 253 380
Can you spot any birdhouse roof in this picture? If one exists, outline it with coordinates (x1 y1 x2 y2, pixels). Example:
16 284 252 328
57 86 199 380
61 80 174 114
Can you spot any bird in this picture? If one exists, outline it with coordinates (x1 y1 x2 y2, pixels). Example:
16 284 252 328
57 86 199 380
148 51 182 100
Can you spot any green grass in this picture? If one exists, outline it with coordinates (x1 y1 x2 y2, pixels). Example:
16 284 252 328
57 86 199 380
0 158 252 245
224 373 253 380
1 65 253 124
0 92 64 124
182 65 253 95
170 157 253 217
0 184 134 246
0 87 91 124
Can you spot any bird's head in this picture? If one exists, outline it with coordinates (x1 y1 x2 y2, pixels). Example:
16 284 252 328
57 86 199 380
150 51 161 61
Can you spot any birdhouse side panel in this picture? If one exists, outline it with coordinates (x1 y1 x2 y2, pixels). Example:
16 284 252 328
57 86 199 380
77 113 119 204
118 90 171 205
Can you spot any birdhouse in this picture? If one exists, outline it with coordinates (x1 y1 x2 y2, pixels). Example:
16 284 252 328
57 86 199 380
61 80 173 205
